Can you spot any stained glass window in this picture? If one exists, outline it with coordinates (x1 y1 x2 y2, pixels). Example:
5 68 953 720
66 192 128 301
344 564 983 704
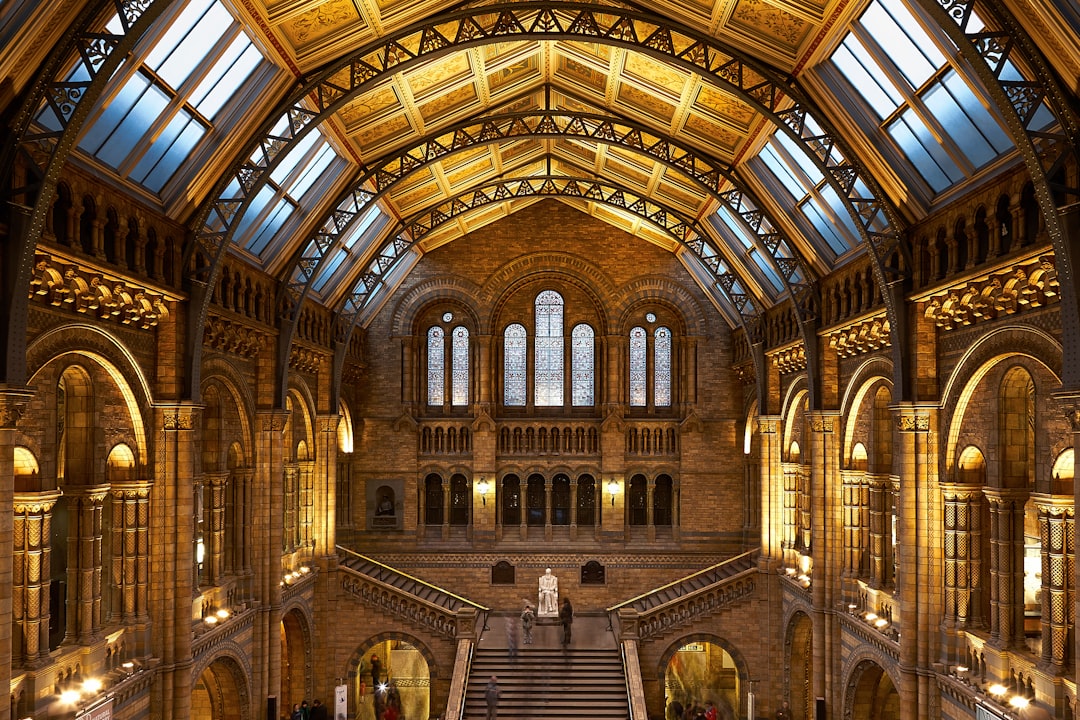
504 324 527 406
534 291 564 406
427 326 444 406
630 326 647 407
655 327 672 407
452 326 469 406
571 324 594 406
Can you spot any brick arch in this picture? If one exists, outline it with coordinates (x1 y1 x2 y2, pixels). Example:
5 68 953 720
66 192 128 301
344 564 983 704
840 368 893 474
391 276 485 337
281 601 315 708
482 252 618 334
201 357 257 470
613 276 710 337
841 654 902 720
656 633 752 718
942 325 1062 479
342 633 440 690
782 610 814 720
191 641 254 707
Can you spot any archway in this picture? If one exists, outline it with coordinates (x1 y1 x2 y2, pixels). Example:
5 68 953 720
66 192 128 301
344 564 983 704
192 657 248 720
280 608 310 714
353 639 432 720
847 660 899 720
785 612 813 720
663 639 741 720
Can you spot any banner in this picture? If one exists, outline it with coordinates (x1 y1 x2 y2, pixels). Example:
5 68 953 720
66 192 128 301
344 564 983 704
76 698 113 720
334 684 348 720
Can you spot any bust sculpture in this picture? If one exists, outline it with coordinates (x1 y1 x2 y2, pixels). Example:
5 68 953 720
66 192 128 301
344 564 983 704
538 568 559 616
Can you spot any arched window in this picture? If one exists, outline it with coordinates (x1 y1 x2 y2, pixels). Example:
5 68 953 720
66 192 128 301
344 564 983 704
427 327 444 406
527 474 546 526
552 474 571 525
450 474 469 525
654 327 672 407
424 474 443 525
654 475 673 526
452 326 469 406
502 475 521 526
504 323 527 406
628 474 648 526
571 323 594 406
535 291 564 406
577 475 596 526
630 326 647 406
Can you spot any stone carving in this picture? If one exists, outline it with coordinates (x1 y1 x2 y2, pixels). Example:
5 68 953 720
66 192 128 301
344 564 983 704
538 568 559 616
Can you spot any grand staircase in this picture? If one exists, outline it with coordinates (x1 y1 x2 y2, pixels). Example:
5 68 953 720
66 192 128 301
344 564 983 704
463 619 629 720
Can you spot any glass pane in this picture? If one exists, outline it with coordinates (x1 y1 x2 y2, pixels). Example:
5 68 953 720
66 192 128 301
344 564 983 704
246 198 294 255
571 324 594 406
190 37 262 119
654 327 671 407
145 0 215 74
452 326 469 406
427 327 444 406
925 71 1013 166
312 248 347 293
862 0 943 88
801 197 851 256
504 324 527 406
270 127 321 185
79 71 149 155
758 144 801 199
534 291 564 406
154 2 232 89
886 110 960 192
833 38 903 118
293 142 338 199
629 326 647 407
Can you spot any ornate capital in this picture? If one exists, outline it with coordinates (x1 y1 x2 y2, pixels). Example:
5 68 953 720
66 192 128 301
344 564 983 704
259 410 290 432
895 414 929 432
13 489 63 514
317 414 342 433
161 405 200 431
0 385 35 429
756 418 778 434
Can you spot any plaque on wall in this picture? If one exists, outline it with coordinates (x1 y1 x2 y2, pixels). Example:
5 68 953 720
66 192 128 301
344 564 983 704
492 560 515 585
581 560 605 584
367 479 403 530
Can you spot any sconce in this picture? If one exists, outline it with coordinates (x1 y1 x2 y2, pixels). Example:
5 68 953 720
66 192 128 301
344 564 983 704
477 477 489 506
608 478 618 506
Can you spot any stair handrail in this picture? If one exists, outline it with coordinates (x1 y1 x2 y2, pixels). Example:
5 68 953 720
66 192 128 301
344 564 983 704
605 549 758 612
620 639 650 720
337 545 490 610
442 637 477 720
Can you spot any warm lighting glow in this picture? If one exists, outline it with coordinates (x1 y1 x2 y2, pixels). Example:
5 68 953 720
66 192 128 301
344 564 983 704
1009 696 1030 709
865 613 878 622
955 666 968 673
477 477 489 506
848 603 857 610
608 478 618 506
799 554 813 574
300 565 310 574
60 690 81 705
988 684 1008 696
874 618 888 628
196 538 205 565
122 662 134 670
83 678 103 694
216 609 230 619
204 615 218 625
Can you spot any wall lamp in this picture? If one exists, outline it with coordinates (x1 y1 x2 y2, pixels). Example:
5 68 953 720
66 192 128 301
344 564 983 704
477 477 489 506
608 477 619 506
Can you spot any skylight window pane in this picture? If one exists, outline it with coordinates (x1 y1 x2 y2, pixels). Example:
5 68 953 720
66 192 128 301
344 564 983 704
759 144 801 198
801 199 851 256
144 0 212 71
313 248 347 293
234 185 276 239
717 207 755 249
190 38 262 119
270 130 321 185
834 39 903 118
154 2 232 89
751 250 784 291
79 72 149 155
819 186 862 250
886 111 961 191
246 199 294 255
97 81 171 167
925 71 1013 165
292 143 337 198
130 112 206 190
343 206 384 249
863 0 943 88
775 132 823 185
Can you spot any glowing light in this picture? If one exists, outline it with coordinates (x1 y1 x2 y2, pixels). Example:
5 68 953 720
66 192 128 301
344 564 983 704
874 618 888 628
988 684 1008 696
204 615 218 625
83 678 103 693
216 609 230 619
60 690 81 705
1009 696 1030 709
955 666 968 673
865 613 877 622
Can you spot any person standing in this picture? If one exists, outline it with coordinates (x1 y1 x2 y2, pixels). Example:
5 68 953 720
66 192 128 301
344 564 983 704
520 601 535 644
775 700 791 720
559 596 574 647
370 654 383 688
310 700 328 720
704 700 717 720
485 675 500 720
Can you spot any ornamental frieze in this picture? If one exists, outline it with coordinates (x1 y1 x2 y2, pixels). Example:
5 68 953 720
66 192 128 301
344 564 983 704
828 315 891 358
922 254 1058 329
29 252 171 329
769 344 806 374
204 314 270 358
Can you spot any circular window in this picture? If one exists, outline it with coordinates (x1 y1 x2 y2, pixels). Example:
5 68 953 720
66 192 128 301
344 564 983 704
645 312 656 323
442 311 454 322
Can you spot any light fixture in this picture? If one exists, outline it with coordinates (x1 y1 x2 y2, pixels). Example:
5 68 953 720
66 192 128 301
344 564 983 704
608 478 618 506
216 608 230 619
988 683 1008 697
1009 696 1030 710
60 690 81 705
83 678 102 694
477 477 489 506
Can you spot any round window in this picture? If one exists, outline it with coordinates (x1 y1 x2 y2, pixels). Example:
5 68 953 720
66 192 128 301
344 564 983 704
442 311 454 322
645 312 656 323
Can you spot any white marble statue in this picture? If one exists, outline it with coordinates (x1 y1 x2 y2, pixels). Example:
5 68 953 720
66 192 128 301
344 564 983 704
537 567 559 616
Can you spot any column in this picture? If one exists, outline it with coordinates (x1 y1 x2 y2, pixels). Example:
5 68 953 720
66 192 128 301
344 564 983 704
841 469 862 579
569 477 578 540
204 472 227 585
807 412 839 712
1032 494 1072 668
671 477 681 543
13 490 62 667
868 475 891 588
400 336 416 414
544 477 553 542
65 485 109 644
941 483 981 664
646 477 655 543
253 409 287 714
984 488 1027 649
782 461 799 568
442 477 451 540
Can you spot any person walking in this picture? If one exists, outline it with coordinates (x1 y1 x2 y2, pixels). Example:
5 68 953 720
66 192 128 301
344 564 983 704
559 596 574 647
520 601 535 644
485 675 500 720
505 615 519 659
370 654 383 688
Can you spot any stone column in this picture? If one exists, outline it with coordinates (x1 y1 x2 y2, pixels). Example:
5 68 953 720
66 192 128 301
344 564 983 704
646 477 655 543
941 483 981 665
807 412 839 712
13 490 62 667
315 415 340 556
108 482 152 628
984 488 1027 649
65 484 109 644
671 478 681 543
757 417 782 564
544 477 553 542
418 477 428 541
868 475 892 589
442 476 451 540
782 462 799 568
253 409 288 715
893 404 941 720
400 337 416 414
569 477 578 540
203 472 227 585
841 469 863 580
1031 494 1072 668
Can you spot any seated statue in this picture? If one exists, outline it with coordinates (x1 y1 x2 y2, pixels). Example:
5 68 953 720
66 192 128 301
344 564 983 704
538 568 559 616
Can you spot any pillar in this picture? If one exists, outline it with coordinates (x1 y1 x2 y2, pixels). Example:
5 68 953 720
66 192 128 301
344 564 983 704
203 472 227 585
984 488 1027 649
12 490 62 667
108 481 152 641
807 411 839 713
940 483 981 665
868 475 892 589
315 415 340 557
253 409 287 715
65 484 108 644
1032 494 1072 668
